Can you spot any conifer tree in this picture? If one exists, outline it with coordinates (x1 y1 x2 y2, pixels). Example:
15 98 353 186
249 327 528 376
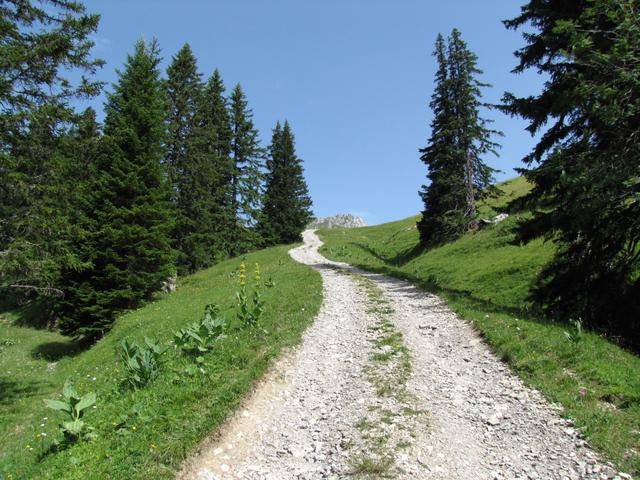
165 43 215 273
165 43 202 199
0 0 102 300
503 0 640 339
417 29 500 245
229 84 265 252
190 69 236 259
417 34 464 245
447 29 500 228
259 121 313 245
58 40 174 339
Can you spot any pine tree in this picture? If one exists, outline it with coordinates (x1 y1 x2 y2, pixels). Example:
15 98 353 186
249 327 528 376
165 43 214 273
165 43 202 198
0 0 102 300
417 29 500 245
229 84 265 253
259 121 313 245
190 69 236 259
447 29 500 229
57 40 174 339
502 0 640 340
417 33 465 245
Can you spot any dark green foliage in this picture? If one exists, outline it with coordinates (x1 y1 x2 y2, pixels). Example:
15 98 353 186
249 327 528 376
259 121 313 245
417 29 500 246
176 69 236 271
166 44 228 274
57 40 175 339
502 0 640 341
165 43 202 202
229 84 265 253
417 34 465 245
0 0 102 301
198 70 236 254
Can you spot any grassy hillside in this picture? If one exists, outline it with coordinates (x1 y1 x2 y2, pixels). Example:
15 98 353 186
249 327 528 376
0 245 322 479
319 177 640 476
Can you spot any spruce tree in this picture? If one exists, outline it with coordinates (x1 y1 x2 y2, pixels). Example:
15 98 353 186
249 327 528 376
165 43 202 195
190 69 236 260
417 33 464 245
503 0 640 339
259 121 313 245
0 0 102 300
165 43 213 273
229 84 265 252
57 40 174 339
417 29 500 245
447 29 500 229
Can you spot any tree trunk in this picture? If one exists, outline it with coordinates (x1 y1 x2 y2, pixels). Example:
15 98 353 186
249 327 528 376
465 150 478 230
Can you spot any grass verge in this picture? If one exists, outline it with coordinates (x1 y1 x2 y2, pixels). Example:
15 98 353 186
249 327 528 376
0 245 322 479
343 271 423 478
318 177 640 476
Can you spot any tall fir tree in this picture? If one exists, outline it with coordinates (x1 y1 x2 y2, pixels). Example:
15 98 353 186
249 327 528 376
417 29 500 245
0 0 102 301
165 43 221 274
417 33 465 245
165 43 202 202
189 69 236 260
502 0 640 340
229 84 265 253
447 29 500 228
57 39 175 339
259 121 313 245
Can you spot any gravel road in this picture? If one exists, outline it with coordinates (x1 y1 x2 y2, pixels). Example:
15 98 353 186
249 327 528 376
177 230 630 480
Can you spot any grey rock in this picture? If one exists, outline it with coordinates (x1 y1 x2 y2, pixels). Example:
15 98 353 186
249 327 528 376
307 214 366 229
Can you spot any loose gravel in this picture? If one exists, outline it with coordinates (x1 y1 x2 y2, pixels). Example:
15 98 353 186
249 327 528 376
177 230 631 480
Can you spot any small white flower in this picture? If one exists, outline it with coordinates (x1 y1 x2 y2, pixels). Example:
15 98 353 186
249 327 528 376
40 432 47 437
92 376 97 381
43 417 48 421
40 423 45 427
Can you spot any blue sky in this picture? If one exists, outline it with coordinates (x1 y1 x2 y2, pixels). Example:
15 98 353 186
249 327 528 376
82 0 542 225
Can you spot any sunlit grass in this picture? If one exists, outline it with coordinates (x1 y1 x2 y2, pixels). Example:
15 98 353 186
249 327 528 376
0 245 322 479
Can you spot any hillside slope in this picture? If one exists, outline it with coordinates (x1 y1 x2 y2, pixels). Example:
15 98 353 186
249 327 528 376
0 245 322 479
318 177 640 475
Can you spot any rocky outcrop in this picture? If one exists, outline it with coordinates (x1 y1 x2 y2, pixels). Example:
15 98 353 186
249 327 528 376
308 214 366 229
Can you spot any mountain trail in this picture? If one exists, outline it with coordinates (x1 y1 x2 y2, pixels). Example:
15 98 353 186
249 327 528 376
178 230 625 480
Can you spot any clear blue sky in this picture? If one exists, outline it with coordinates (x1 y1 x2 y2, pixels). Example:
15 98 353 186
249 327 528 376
82 0 542 225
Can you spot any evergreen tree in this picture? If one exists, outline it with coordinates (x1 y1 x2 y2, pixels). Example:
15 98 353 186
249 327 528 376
165 43 202 200
189 69 236 260
417 34 465 245
0 0 102 300
502 0 640 340
57 40 174 339
447 29 500 228
259 121 313 245
417 29 500 245
165 43 216 274
229 84 265 252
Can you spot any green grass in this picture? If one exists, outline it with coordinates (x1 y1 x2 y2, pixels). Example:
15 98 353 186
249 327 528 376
0 245 322 479
318 176 640 476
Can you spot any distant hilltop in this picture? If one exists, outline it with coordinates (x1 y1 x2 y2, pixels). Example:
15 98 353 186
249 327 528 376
308 214 366 229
